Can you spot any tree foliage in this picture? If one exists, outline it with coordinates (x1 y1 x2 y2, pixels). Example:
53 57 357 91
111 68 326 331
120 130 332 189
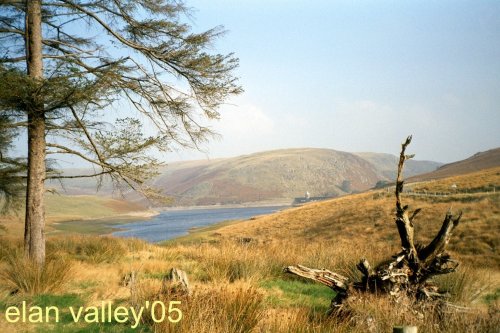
0 0 241 264
0 115 25 212
0 0 241 197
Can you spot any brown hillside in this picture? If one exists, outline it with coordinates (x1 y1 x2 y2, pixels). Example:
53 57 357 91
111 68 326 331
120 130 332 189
153 148 384 206
46 148 444 206
214 168 500 269
355 152 442 179
408 147 500 182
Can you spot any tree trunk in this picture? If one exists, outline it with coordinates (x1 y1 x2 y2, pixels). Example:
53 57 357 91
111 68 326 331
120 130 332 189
24 0 46 266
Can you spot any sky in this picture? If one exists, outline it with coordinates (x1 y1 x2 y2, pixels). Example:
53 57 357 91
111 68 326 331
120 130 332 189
9 0 500 165
160 0 500 163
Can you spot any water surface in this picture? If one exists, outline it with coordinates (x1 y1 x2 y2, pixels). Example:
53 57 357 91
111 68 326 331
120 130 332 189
112 206 287 242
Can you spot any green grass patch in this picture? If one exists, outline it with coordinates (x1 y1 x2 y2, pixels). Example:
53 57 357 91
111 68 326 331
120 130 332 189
33 293 82 309
50 217 140 235
484 288 500 304
45 195 134 220
260 279 335 311
75 281 98 291
143 272 169 280
36 321 152 333
31 294 85 325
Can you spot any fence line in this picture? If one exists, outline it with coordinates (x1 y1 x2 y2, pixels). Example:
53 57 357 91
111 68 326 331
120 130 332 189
384 186 498 198
403 189 498 198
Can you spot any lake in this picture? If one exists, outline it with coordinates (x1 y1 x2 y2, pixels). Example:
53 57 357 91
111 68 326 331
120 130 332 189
111 205 288 242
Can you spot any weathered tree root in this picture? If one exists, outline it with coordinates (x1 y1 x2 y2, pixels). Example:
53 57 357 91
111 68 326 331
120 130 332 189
285 136 463 311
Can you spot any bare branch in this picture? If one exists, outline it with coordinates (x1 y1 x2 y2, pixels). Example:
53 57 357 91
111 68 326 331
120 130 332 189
284 264 349 292
68 105 105 164
58 0 151 53
394 135 419 269
409 208 421 223
419 210 462 262
45 170 111 180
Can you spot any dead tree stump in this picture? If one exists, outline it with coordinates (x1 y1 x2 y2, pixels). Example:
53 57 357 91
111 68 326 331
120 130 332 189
161 268 191 296
285 136 462 312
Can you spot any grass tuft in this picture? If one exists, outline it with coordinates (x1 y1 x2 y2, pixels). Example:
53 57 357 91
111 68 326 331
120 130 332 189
1 253 72 295
48 236 128 263
132 282 264 333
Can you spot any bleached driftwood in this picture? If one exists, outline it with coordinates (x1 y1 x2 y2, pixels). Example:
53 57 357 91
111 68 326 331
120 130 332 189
285 136 462 311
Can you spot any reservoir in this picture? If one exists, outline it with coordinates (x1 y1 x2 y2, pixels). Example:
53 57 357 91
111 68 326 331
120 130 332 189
111 205 288 242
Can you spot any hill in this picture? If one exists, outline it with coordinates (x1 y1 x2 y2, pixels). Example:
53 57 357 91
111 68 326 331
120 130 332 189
45 147 500 207
46 148 442 206
1 167 498 333
152 148 441 206
408 147 500 182
163 165 499 331
183 166 500 269
355 152 442 180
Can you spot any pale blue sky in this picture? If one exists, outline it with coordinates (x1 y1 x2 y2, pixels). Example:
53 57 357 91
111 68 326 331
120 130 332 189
12 1 500 165
165 0 500 163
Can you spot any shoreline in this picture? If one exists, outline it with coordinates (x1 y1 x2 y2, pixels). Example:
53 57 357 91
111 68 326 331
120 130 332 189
50 202 291 237
48 209 160 235
50 209 161 224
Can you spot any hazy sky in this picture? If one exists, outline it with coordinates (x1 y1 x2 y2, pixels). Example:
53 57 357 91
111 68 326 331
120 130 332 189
161 0 500 163
11 1 500 166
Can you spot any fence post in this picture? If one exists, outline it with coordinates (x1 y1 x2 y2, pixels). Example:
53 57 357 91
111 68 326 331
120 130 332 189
393 326 418 333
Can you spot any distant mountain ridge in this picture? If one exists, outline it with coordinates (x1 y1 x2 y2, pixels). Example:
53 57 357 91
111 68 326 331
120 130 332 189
354 152 442 180
150 148 442 206
154 148 384 205
47 147 449 206
408 147 500 182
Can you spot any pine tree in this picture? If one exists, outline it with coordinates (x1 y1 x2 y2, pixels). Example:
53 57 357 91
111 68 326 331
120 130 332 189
0 0 242 266
0 115 25 213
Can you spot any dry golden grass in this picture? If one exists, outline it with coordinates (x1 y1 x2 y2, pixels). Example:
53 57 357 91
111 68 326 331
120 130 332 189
0 231 497 332
0 167 498 332
213 186 499 269
408 167 500 193
0 253 73 295
132 281 265 333
409 166 500 193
